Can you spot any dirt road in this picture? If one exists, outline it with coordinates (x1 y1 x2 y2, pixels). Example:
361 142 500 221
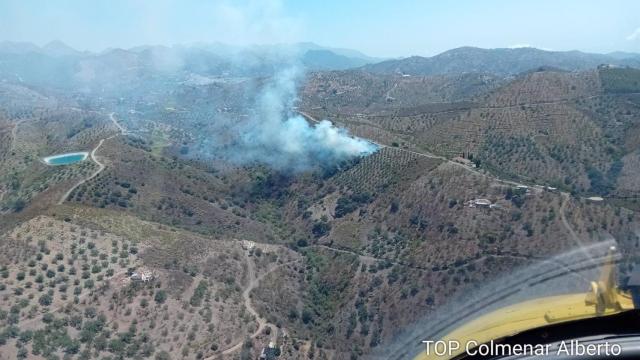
109 112 127 134
9 119 26 152
213 255 295 357
559 192 589 253
57 138 107 204
58 112 126 205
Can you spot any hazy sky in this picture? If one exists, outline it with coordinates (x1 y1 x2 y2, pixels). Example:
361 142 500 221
1 0 639 57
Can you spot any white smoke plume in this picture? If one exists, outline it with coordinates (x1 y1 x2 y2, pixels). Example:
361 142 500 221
153 0 378 171
227 65 378 171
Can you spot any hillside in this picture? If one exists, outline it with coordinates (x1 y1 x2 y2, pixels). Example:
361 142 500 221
302 71 502 116
361 47 640 76
302 67 640 203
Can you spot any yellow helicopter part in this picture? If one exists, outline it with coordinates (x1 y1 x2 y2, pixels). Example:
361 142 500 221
415 247 635 360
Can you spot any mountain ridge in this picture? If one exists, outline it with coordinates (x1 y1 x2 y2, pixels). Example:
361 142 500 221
361 46 640 75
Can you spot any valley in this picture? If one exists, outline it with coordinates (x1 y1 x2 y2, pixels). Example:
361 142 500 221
0 41 639 360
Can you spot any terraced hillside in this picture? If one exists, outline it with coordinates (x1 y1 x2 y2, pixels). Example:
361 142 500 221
65 136 278 244
0 205 303 360
302 68 640 200
333 147 441 193
248 144 640 358
302 71 501 116
0 85 122 220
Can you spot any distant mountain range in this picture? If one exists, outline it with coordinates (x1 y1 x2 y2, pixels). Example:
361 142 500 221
1 41 639 91
0 40 384 91
0 40 379 72
361 46 640 76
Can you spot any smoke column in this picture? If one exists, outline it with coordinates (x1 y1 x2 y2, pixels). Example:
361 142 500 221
222 65 378 171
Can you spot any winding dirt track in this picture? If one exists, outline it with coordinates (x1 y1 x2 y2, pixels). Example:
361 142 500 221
58 113 125 205
57 138 107 205
218 255 265 355
108 111 127 134
559 192 590 253
206 254 295 358
9 119 26 152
